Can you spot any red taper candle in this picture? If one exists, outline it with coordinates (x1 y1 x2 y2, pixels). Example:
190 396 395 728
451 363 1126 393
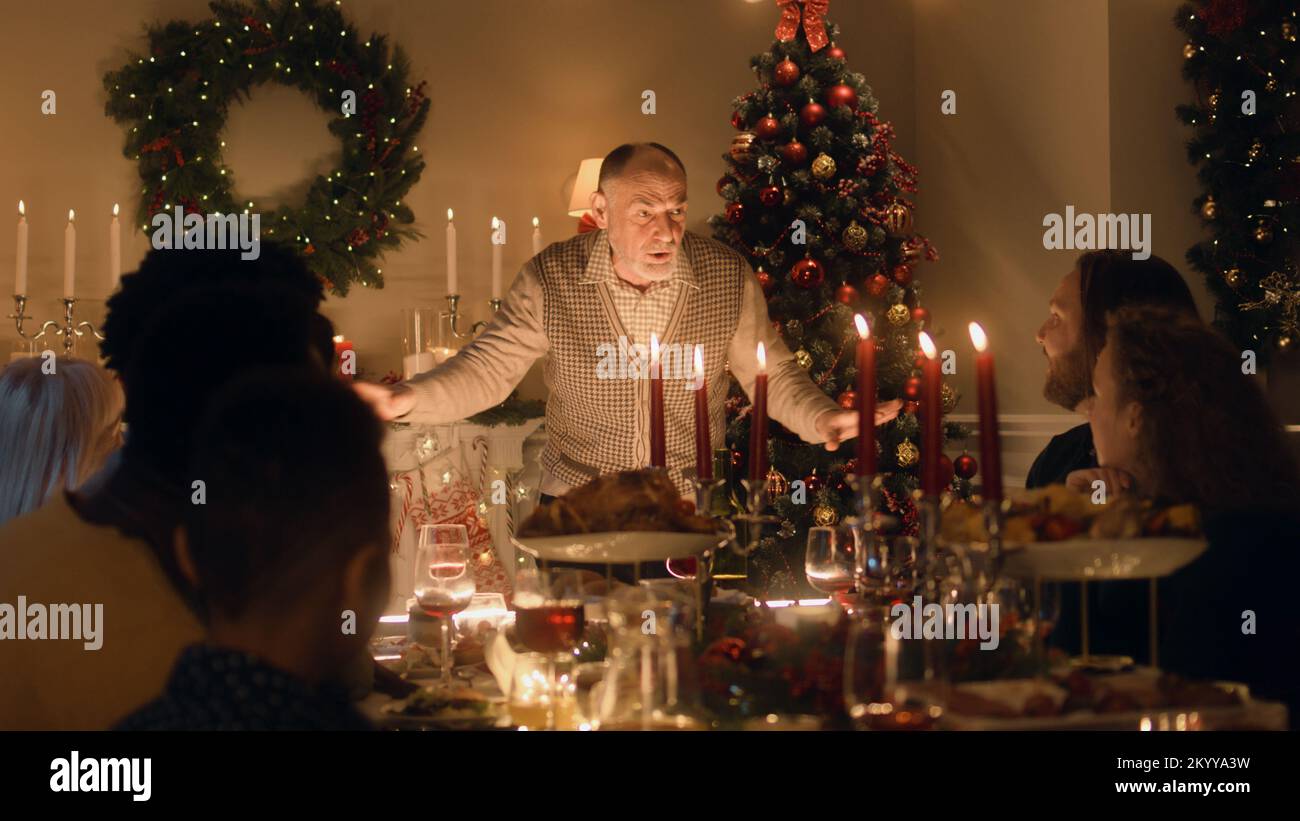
748 342 769 482
918 332 942 496
693 345 712 481
650 333 666 468
853 314 876 476
968 322 1003 502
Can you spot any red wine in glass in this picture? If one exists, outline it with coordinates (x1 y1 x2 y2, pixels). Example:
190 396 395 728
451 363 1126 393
515 600 585 654
417 589 474 619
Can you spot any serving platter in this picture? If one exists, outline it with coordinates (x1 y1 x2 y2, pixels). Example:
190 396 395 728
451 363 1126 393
511 531 724 564
997 537 1207 581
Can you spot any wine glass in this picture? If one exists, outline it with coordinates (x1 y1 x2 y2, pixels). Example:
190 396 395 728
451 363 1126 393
513 563 589 728
413 524 476 690
805 524 859 605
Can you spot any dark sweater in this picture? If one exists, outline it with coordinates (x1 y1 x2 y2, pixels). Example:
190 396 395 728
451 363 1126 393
1025 422 1097 489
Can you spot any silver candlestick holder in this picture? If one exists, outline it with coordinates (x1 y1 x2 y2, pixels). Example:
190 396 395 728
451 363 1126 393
732 477 780 557
443 294 502 340
9 295 104 356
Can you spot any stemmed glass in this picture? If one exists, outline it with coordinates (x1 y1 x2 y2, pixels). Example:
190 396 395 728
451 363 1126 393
513 563 588 729
805 524 859 605
413 524 477 690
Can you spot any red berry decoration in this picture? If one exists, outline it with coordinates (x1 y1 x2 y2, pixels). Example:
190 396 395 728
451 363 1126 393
800 101 826 128
774 58 801 87
756 267 775 296
838 390 857 410
954 453 979 480
903 376 921 401
781 140 809 166
911 306 930 329
865 273 890 298
755 114 782 140
716 175 735 197
759 185 783 207
938 454 955 488
836 283 858 305
726 202 745 224
826 44 846 61
790 257 824 289
892 263 913 286
826 83 859 109
731 110 745 130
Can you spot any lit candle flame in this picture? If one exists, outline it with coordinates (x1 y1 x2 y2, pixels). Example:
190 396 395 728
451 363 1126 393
112 203 119 217
968 322 988 353
68 209 75 223
854 313 869 339
532 216 539 228
18 200 25 216
918 331 937 359
756 341 767 372
693 344 704 377
650 332 660 366
332 334 344 344
447 208 454 221
491 216 499 229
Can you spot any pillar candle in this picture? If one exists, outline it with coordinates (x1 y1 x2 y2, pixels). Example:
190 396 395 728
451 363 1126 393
63 210 76 299
446 209 457 295
918 332 942 497
693 345 712 481
969 322 1003 502
532 217 542 256
650 333 665 468
333 334 355 380
748 342 769 482
109 204 121 293
15 201 27 296
490 216 503 300
853 314 876 476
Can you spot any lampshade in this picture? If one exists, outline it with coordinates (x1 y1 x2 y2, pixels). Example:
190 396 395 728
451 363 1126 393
566 157 603 217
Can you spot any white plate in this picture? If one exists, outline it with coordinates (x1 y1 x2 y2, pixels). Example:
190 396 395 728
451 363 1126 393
512 531 723 563
999 537 1207 581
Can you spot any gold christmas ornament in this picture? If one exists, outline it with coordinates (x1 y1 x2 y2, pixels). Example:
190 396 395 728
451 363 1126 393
842 221 868 251
812 504 839 527
896 440 919 468
1223 266 1243 288
886 303 911 326
883 202 913 237
1248 139 1264 162
1208 90 1221 109
1284 21 1297 43
1182 42 1198 59
1255 221 1274 244
941 383 958 414
765 466 790 496
795 349 813 369
783 188 795 207
1278 335 1295 352
1266 78 1279 92
811 152 837 180
729 132 758 164
1200 197 1218 220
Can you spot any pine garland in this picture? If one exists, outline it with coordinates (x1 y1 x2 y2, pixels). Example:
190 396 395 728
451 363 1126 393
103 0 430 296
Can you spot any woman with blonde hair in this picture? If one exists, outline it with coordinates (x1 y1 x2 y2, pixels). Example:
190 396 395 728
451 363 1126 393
0 356 124 525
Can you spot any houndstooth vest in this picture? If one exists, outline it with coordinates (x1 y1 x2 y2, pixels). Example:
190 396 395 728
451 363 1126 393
535 230 746 495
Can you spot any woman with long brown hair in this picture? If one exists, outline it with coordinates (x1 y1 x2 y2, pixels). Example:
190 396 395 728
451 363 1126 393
1071 305 1300 720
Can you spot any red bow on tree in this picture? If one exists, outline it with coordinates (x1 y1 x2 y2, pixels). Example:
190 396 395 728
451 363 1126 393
775 0 831 52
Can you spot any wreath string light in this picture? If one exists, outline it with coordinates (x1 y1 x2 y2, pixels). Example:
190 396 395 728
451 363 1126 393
104 0 430 295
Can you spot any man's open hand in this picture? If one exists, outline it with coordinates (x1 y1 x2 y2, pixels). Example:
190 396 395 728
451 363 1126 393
352 382 417 421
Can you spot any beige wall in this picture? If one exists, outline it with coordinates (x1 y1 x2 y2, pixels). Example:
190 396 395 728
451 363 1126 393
0 0 1211 423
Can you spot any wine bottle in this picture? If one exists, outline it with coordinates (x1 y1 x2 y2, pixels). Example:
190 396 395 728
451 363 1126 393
709 447 748 584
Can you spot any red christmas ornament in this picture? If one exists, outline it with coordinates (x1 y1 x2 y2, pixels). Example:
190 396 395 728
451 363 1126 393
731 110 745 130
838 390 857 410
725 202 745 224
716 175 735 196
755 114 782 140
781 140 809 166
774 58 801 87
911 306 930 329
892 263 913 286
865 273 890 298
903 376 921 401
791 257 824 289
825 83 859 109
759 185 783 207
826 44 846 62
954 453 978 480
904 400 919 415
800 101 826 129
913 352 927 370
836 283 858 305
938 454 955 488
804 470 825 493
756 267 775 296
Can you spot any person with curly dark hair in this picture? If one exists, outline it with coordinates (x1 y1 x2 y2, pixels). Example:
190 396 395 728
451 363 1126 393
1069 305 1300 722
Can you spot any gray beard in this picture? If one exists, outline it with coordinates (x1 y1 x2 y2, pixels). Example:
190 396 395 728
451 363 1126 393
1042 347 1091 410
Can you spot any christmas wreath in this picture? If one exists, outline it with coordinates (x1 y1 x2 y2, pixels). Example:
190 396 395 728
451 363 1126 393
103 0 430 295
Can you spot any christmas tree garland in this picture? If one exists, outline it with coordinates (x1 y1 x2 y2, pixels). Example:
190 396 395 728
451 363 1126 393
103 0 430 295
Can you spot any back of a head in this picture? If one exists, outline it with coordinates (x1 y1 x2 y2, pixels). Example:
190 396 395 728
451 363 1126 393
0 357 123 525
1077 251 1199 367
1108 304 1300 514
122 281 325 483
186 370 389 622
100 241 329 375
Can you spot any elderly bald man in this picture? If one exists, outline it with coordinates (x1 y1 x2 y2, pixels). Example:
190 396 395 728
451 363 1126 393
356 142 900 498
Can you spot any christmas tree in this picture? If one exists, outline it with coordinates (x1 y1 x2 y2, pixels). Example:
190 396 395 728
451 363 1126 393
709 4 970 594
1175 1 1300 360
